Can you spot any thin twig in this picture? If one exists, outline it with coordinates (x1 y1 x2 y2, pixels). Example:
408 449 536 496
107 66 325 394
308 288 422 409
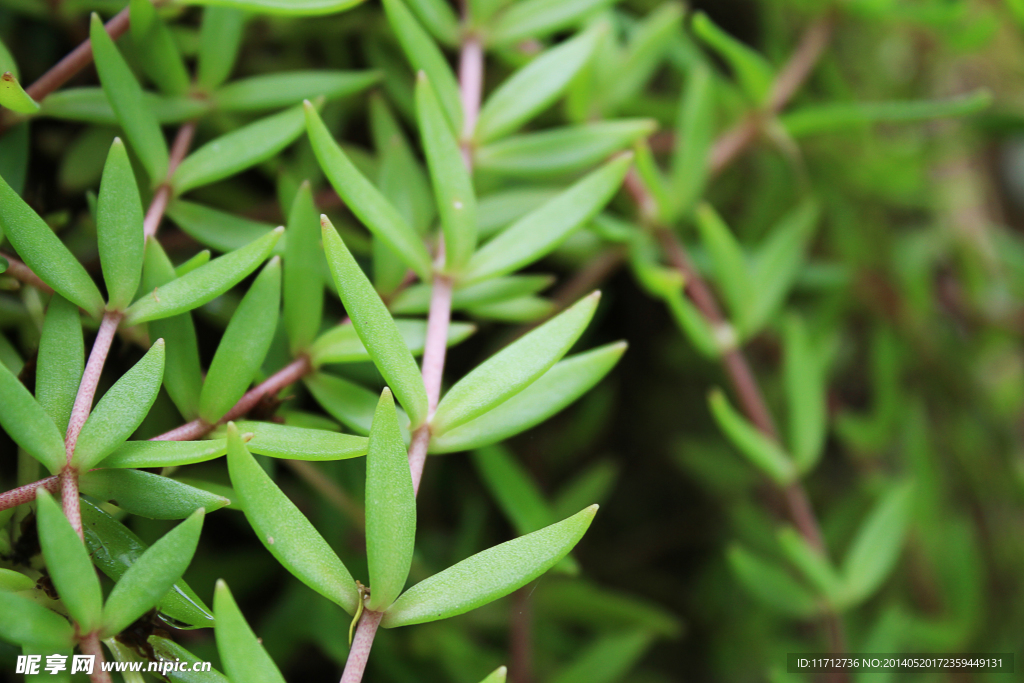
0 252 54 294
339 610 383 683
0 475 60 512
79 632 113 683
510 588 533 683
144 123 196 240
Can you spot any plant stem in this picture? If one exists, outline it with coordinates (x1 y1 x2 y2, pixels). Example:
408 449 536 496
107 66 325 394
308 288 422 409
339 610 383 683
0 475 60 512
510 588 533 683
0 252 55 294
79 632 113 683
144 123 196 240
458 35 483 167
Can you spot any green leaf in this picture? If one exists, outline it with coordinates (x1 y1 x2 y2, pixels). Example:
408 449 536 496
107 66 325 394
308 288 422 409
777 527 844 603
0 121 28 196
668 63 715 221
663 287 719 358
472 445 552 535
0 358 66 473
841 482 914 606
489 0 616 46
534 578 681 637
370 94 435 236
213 580 286 683
81 499 213 629
478 667 508 683
599 3 684 114
149 637 232 683
382 0 462 134
550 631 653 683
476 120 656 178
142 239 204 419
173 104 308 194
0 593 74 649
40 88 210 126
197 6 246 90
226 423 360 612
781 90 992 137
310 319 475 366
476 24 604 143
305 371 410 437
708 388 796 486
431 341 622 452
215 71 380 111
691 12 774 105
391 275 553 314
101 439 228 468
71 340 165 471
365 389 416 610
90 13 169 182
283 182 324 354
552 459 618 520
466 296 553 323
695 203 753 325
176 251 212 278
181 0 365 15
199 258 281 423
382 505 598 627
234 420 367 460
406 0 459 45
417 73 476 272
726 544 816 617
97 138 145 310
306 104 433 280
784 315 827 473
0 568 34 592
0 71 39 114
36 295 84 433
476 188 559 238
321 217 429 427
167 200 280 254
433 291 600 435
36 490 103 633
130 0 190 96
0 172 105 317
101 508 205 637
464 155 631 282
123 226 282 325
80 469 229 519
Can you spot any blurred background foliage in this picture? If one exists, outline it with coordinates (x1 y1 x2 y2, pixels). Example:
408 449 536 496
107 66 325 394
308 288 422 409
1 0 1023 681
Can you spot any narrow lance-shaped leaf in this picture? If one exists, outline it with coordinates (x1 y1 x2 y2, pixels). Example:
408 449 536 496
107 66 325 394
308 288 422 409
841 482 914 606
407 0 459 44
600 3 684 113
226 423 360 613
215 70 381 111
39 88 210 126
479 667 508 683
695 203 754 325
391 275 553 314
123 226 283 325
36 490 104 633
167 200 280 254
433 291 599 435
234 421 367 460
284 182 324 354
149 637 232 683
181 0 364 15
97 138 144 310
0 593 74 649
176 251 212 278
72 339 166 471
101 508 205 638
310 319 475 367
382 505 598 628
90 13 169 182
79 469 230 519
726 544 817 617
489 0 617 46
0 71 39 114
305 371 412 438
370 93 435 235
101 439 228 469
473 445 553 535
0 359 66 473
129 0 190 96
668 63 715 221
366 389 416 610
777 527 844 602
213 580 287 683
0 120 28 196
0 173 104 317
549 631 653 683
708 388 796 486
475 23 605 143
197 6 246 90
306 103 433 280
784 315 827 472
417 73 476 272
36 295 83 433
464 154 632 283
691 12 774 105
199 257 281 423
321 217 429 428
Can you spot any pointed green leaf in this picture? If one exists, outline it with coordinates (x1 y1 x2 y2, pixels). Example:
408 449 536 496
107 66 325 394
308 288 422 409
472 445 552 535
433 291 600 435
0 593 74 649
72 340 166 471
176 251 212 278
534 578 681 637
382 505 598 627
599 3 684 114
430 342 625 453
371 94 435 236
784 315 827 472
36 295 84 433
197 6 246 90
476 188 559 238
40 88 210 126
310 319 475 366
0 71 39 114
213 580 286 683
101 508 205 637
321 217 429 427
0 173 105 317
479 667 508 683
405 0 459 44
284 183 324 354
182 0 364 15
80 469 229 519
668 63 715 221
691 12 774 105
130 0 190 96
102 439 228 468
552 459 618 521
465 295 553 323
417 73 476 272
708 388 796 485
476 24 604 143
695 203 753 324
465 155 631 282
0 568 34 592
476 120 656 178
226 423 360 612
149 637 232 683
215 70 381 111
489 0 616 46
306 104 433 280
550 631 653 683
777 527 844 602
123 227 282 325
97 138 145 310
173 105 308 194
234 420 367 460
36 490 103 633
841 482 914 606
0 358 66 473
726 544 816 617
382 0 462 133
167 200 280 254
0 121 28 196
365 389 416 610
90 13 169 182
391 275 553 314
663 287 720 358
199 258 281 423
305 371 411 437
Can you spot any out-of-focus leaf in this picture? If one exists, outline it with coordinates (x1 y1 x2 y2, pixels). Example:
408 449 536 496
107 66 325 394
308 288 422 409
322 217 429 427
90 13 169 182
431 342 625 453
197 6 246 90
489 0 616 46
784 315 827 472
167 200 280 254
283 183 324 354
534 578 682 637
600 3 684 113
0 353 67 474
310 319 475 366
72 340 166 471
668 63 715 220
182 0 364 14
841 482 914 606
472 445 552 535
475 24 605 143
226 423 360 613
80 469 229 519
235 420 367 460
708 388 796 485
176 251 212 278
549 631 653 683
478 667 507 683
0 71 38 113
199 258 281 423
466 296 553 322
149 637 232 683
695 203 753 325
213 580 286 683
370 94 435 235
97 138 144 310
215 71 380 111
726 544 816 617
777 527 844 603
0 121 29 196
433 292 600 434
0 593 74 649
39 88 210 125
36 491 103 633
382 505 598 627
406 0 459 45
552 459 618 520
123 227 282 325
130 0 190 95
391 275 553 314
365 389 416 610
476 187 560 238
36 295 83 433
305 372 389 436
101 439 228 468
691 12 774 104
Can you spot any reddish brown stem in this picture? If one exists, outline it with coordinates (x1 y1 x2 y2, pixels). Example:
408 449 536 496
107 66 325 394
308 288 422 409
0 475 60 512
0 252 54 294
65 311 122 460
510 588 533 683
339 610 383 683
144 123 196 240
79 632 113 683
